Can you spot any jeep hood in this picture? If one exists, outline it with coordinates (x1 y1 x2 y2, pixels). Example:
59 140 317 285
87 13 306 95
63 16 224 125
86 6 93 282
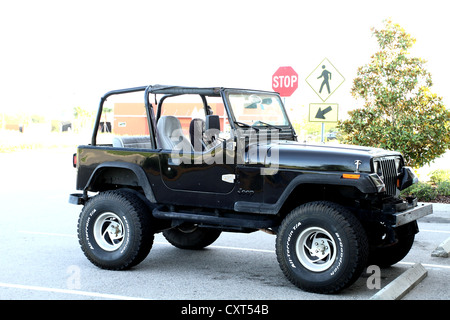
247 141 402 173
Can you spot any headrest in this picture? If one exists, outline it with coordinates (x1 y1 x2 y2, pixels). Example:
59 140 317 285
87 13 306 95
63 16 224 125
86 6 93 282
206 115 220 131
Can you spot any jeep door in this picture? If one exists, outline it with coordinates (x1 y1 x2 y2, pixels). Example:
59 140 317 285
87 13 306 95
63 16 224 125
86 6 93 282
156 95 236 197
159 145 236 194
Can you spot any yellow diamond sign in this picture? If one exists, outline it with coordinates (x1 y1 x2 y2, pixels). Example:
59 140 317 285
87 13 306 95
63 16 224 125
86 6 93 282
306 58 345 102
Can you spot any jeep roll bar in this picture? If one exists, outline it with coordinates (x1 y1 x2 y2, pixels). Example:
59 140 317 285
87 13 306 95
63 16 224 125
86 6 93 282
91 85 223 147
91 84 295 147
92 86 147 146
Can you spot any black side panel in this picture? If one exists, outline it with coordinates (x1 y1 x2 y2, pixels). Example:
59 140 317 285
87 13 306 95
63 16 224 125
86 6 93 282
76 146 161 203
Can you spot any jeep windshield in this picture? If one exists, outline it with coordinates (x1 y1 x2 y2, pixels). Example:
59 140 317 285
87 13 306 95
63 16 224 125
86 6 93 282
226 91 290 128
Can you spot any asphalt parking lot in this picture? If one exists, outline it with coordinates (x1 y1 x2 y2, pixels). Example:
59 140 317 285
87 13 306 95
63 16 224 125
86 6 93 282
0 149 449 300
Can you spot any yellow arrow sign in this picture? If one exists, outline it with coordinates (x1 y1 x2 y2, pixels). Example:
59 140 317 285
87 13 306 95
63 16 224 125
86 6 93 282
309 103 339 122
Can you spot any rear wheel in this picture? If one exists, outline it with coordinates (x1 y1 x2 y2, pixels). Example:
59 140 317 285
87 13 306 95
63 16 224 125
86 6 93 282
276 201 369 294
163 224 221 250
78 189 154 270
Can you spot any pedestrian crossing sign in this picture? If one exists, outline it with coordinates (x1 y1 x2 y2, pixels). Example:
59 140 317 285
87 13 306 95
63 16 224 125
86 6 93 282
305 58 345 102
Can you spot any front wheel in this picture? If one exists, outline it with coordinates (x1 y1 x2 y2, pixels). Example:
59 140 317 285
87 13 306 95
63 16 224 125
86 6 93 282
276 201 369 294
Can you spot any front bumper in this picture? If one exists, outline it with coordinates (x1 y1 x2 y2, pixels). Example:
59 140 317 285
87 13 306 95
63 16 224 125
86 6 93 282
383 198 433 227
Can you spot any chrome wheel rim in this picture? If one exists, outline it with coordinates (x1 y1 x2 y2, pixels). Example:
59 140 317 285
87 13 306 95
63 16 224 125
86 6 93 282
295 227 337 272
93 212 125 251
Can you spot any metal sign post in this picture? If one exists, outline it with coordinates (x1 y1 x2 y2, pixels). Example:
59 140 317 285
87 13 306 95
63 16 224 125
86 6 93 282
306 58 344 143
309 103 339 142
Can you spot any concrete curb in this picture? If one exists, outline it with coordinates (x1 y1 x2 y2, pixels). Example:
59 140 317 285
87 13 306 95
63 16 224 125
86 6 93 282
431 236 450 258
370 263 428 300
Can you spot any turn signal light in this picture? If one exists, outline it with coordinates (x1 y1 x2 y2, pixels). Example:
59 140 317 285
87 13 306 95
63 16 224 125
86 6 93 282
342 173 360 180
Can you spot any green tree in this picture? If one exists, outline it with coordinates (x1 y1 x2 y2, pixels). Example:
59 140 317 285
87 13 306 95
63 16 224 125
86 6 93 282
338 19 450 168
73 106 95 133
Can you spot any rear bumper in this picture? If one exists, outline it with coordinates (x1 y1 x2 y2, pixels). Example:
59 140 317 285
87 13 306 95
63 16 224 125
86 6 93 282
69 193 87 205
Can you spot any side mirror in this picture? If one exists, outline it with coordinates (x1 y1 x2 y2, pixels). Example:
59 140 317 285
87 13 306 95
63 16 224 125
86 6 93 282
398 166 418 190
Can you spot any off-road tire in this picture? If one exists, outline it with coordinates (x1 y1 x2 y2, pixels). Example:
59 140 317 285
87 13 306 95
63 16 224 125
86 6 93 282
276 201 369 294
367 221 416 268
163 224 221 250
77 189 154 270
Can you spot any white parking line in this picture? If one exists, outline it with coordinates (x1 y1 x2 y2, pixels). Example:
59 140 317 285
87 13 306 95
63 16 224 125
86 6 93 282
157 242 450 270
155 241 275 253
209 244 275 254
421 229 450 234
19 230 450 270
19 229 450 238
0 282 148 300
19 230 77 238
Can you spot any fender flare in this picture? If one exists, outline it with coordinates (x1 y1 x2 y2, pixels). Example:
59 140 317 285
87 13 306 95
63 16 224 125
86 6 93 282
84 161 156 203
234 172 378 214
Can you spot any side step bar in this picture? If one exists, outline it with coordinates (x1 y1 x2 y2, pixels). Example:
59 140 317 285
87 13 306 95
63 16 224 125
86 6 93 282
152 209 277 230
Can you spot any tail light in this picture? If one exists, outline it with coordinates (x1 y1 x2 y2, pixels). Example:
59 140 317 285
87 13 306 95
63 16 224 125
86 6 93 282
73 153 77 168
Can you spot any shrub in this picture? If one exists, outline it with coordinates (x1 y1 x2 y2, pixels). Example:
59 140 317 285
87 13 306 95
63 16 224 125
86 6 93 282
429 169 450 185
401 182 438 202
437 181 450 196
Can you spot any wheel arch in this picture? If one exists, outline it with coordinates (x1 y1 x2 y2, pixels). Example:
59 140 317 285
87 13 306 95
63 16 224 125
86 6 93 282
277 182 366 219
84 161 156 203
235 173 372 217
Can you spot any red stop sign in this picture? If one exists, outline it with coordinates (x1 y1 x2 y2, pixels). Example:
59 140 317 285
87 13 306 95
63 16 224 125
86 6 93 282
272 66 298 97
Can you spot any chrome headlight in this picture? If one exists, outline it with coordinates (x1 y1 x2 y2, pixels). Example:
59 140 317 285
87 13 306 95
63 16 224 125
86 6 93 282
373 160 383 178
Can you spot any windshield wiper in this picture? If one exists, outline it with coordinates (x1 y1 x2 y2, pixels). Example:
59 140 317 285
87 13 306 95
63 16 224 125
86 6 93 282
252 121 282 131
234 121 259 131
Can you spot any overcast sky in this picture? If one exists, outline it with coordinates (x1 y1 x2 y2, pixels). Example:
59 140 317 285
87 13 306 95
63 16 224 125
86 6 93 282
1 0 449 120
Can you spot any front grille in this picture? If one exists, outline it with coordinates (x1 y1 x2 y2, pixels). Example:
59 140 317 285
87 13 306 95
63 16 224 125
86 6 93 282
378 158 399 196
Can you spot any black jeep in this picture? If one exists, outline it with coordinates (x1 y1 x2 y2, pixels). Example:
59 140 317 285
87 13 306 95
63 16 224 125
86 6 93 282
69 84 432 294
